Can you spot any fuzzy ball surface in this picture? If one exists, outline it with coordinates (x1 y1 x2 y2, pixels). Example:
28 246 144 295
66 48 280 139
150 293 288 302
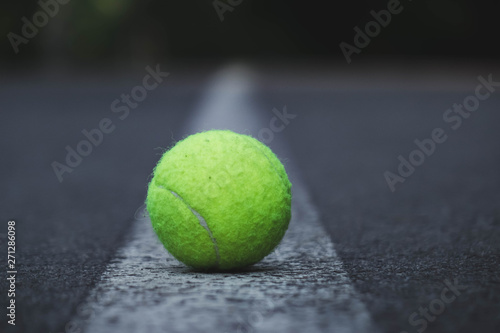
146 130 292 270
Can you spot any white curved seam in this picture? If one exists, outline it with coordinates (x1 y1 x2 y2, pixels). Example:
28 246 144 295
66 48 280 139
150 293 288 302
157 185 220 267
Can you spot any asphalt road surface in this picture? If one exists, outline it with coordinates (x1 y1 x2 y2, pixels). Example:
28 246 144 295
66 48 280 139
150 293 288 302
1 64 499 333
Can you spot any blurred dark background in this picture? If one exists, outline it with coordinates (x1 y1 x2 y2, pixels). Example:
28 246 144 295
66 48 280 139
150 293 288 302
1 2 500 333
1 0 499 71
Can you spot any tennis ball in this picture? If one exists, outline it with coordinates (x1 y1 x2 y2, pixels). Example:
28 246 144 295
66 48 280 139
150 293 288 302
146 130 292 270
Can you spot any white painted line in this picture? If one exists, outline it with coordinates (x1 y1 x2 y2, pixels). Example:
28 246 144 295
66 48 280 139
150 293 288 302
73 64 378 333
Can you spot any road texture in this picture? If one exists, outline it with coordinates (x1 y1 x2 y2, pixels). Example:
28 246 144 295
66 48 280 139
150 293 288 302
1 63 499 333
72 66 377 333
264 67 500 333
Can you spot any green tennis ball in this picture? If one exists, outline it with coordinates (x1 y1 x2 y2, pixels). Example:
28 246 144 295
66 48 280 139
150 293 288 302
146 130 292 270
